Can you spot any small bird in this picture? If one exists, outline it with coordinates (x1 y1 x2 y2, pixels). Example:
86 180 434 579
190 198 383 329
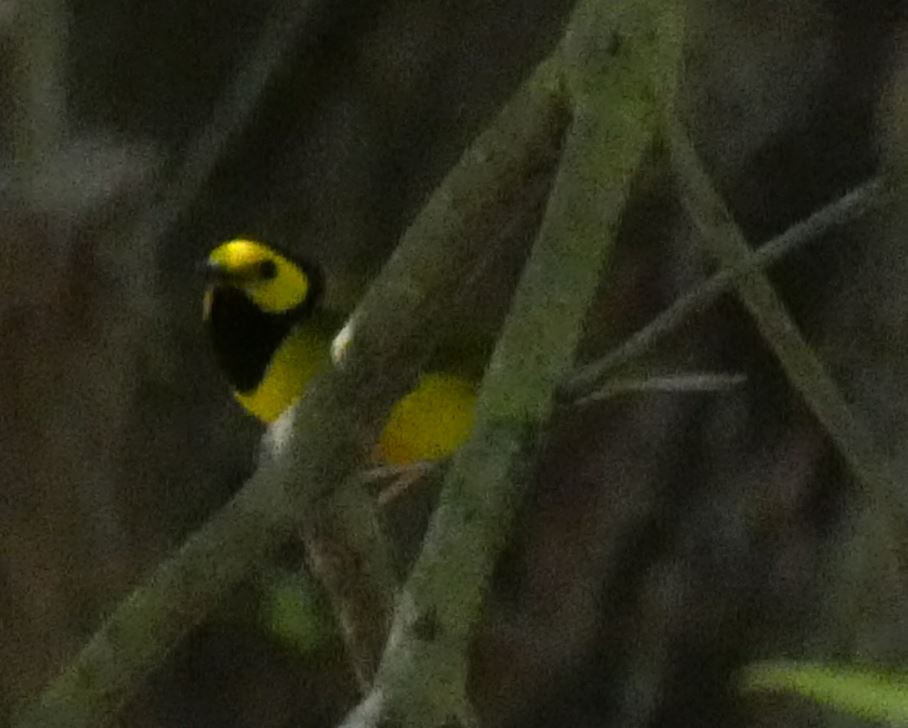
202 238 476 465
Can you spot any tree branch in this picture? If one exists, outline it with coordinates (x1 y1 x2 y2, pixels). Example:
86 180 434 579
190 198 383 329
562 175 890 403
301 476 399 690
580 371 747 401
10 0 69 172
14 47 569 728
667 113 908 543
338 3 683 727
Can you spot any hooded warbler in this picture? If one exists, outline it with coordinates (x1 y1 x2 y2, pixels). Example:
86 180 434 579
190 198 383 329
202 238 476 465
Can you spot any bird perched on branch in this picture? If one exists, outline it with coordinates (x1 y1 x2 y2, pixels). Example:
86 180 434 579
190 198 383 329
201 238 476 465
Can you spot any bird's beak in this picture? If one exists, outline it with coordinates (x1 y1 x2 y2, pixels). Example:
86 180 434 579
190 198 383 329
200 261 232 321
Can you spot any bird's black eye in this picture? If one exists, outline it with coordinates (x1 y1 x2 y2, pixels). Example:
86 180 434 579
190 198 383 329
258 259 278 279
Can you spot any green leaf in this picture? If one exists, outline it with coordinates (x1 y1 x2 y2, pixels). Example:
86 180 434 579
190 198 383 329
741 659 908 726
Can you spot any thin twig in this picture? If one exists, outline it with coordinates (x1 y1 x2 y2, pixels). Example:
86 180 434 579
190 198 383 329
367 370 746 504
577 371 746 403
667 113 908 541
303 485 397 689
562 176 890 402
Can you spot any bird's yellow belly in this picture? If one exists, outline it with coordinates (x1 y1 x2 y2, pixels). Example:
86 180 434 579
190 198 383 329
235 328 327 423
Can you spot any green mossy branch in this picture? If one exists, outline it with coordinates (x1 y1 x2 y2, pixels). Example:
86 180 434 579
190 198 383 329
339 2 683 727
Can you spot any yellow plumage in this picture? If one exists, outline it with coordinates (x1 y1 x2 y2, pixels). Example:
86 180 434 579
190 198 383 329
234 325 329 424
376 373 476 465
203 239 476 464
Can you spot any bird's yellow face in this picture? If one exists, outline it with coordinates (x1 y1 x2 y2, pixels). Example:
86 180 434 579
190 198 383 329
203 239 314 317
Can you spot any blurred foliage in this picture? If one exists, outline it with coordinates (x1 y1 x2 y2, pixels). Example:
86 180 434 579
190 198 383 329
256 568 335 655
742 660 908 727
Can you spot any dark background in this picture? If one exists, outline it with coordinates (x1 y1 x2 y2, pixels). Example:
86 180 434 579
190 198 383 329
3 1 908 726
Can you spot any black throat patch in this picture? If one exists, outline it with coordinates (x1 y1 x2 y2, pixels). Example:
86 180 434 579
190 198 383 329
207 288 304 394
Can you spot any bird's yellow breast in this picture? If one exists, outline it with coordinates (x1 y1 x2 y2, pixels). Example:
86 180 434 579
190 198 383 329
243 352 477 465
235 326 329 423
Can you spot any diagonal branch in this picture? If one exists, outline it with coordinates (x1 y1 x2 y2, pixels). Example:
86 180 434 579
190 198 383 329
562 175 890 403
667 113 908 542
338 3 683 727
14 50 569 728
